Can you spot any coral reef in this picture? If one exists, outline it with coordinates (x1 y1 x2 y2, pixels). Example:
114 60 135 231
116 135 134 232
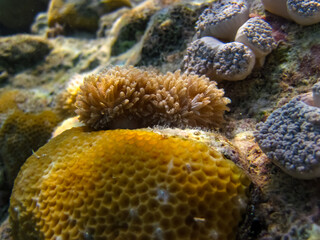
47 0 132 32
75 66 230 130
10 127 250 240
0 0 319 239
254 84 320 179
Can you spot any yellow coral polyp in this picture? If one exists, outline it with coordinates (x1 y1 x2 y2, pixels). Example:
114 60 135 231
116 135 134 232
10 128 250 240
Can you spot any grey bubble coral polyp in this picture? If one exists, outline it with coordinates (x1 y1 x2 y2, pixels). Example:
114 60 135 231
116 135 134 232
182 37 255 81
195 0 249 41
287 0 320 25
261 0 292 19
212 41 255 81
235 17 276 67
255 95 320 179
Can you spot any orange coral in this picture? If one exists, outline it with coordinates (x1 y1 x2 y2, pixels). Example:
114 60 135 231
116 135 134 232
76 66 230 130
10 127 250 240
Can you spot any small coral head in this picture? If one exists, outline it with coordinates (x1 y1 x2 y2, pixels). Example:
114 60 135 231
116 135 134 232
212 42 256 81
75 66 230 130
235 17 276 67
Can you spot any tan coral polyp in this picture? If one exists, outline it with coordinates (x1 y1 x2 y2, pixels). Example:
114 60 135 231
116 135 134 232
75 66 230 130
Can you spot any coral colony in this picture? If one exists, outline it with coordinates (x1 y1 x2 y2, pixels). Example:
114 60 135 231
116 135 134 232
182 0 276 81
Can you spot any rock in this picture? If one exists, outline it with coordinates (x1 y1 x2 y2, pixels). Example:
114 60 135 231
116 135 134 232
0 35 52 73
47 0 132 32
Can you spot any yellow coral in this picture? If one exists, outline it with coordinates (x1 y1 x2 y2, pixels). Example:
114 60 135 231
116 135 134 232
10 127 250 240
76 66 230 130
0 109 61 187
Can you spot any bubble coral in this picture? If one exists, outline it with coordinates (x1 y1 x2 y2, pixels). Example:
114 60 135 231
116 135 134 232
254 82 320 179
75 66 230 130
235 17 276 67
195 0 249 41
261 0 292 20
10 127 250 240
182 36 255 81
262 0 320 26
0 109 61 187
287 0 320 25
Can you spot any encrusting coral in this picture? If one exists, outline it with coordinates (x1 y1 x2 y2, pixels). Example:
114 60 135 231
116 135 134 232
10 127 250 240
75 66 230 130
182 36 256 81
254 82 320 179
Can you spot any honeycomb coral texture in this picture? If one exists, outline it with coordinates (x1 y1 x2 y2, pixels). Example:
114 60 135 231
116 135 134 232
10 128 250 240
75 66 230 130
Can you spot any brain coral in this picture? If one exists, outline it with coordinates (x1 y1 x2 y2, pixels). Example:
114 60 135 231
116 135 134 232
75 66 230 130
10 127 250 240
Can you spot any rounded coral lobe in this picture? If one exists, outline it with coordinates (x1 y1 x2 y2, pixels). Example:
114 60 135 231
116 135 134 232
287 0 320 17
212 42 255 81
195 0 249 40
182 37 219 76
75 66 230 130
239 17 276 53
255 97 320 179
